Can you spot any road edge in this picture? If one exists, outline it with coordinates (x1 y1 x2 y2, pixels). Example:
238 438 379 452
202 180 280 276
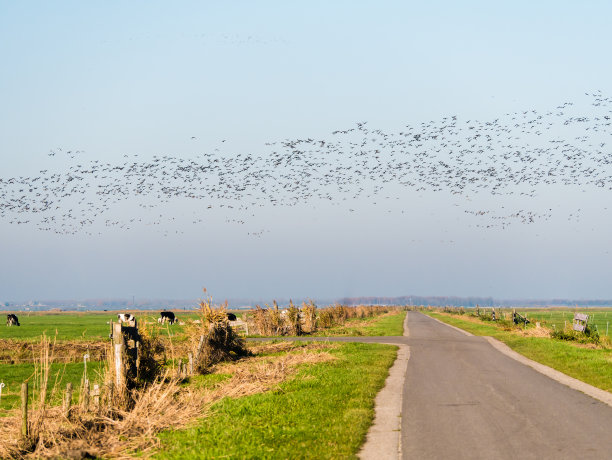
427 313 474 336
359 311 411 460
484 336 612 408
358 344 410 460
426 313 612 408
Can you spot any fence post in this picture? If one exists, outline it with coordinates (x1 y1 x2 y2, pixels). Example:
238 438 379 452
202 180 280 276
136 341 141 380
107 382 114 412
82 378 90 410
21 382 28 438
194 335 205 366
188 353 194 376
93 384 100 414
64 382 73 418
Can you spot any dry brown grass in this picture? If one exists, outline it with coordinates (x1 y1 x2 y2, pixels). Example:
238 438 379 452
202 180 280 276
0 340 107 364
246 303 398 336
0 341 337 459
519 327 552 338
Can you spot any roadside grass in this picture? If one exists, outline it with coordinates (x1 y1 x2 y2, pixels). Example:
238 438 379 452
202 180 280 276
0 361 104 411
454 307 612 338
309 311 405 337
516 309 612 337
248 311 406 338
156 342 397 459
426 312 612 392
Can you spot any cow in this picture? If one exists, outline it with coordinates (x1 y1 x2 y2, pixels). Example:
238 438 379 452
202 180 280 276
159 311 176 324
227 313 237 321
117 313 134 323
6 314 20 326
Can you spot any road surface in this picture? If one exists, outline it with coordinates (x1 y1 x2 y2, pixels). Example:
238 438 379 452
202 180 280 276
400 312 612 459
249 312 612 459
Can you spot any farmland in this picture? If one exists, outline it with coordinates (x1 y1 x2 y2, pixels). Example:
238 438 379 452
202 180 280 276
0 311 205 341
0 308 404 414
513 308 612 336
433 306 612 337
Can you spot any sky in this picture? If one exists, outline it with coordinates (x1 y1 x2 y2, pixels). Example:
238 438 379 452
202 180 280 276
1 1 612 303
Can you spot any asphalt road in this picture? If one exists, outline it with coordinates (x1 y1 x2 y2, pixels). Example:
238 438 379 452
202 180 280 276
401 312 612 460
249 312 612 459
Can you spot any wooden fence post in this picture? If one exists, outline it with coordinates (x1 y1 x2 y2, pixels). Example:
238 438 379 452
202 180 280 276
82 378 90 410
194 335 205 367
21 382 28 438
64 382 73 418
93 384 100 414
107 382 114 412
136 341 141 380
188 353 194 376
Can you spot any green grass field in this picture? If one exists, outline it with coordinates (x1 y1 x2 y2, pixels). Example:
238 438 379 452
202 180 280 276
0 360 105 412
156 342 397 459
513 308 612 336
462 307 612 337
0 311 211 341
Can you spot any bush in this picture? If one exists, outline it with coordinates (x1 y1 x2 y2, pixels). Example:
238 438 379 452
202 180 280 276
551 326 600 345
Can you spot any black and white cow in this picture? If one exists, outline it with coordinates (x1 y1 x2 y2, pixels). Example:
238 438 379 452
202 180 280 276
6 314 20 326
227 313 237 321
117 313 134 323
158 311 176 324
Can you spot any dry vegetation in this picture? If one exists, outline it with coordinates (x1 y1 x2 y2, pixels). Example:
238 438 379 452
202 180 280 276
0 297 339 459
247 302 398 336
0 341 107 365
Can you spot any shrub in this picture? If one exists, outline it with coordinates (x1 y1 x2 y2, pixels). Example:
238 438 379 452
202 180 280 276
286 301 302 336
318 310 334 329
301 301 317 333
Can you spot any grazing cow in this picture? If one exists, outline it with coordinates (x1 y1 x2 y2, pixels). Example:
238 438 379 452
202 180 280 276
159 311 176 324
117 313 134 323
6 314 20 326
227 313 237 321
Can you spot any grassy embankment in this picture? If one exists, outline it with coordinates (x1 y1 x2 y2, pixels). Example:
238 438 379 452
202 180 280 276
424 311 612 392
156 342 397 459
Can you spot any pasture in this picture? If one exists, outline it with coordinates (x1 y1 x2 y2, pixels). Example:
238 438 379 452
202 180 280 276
515 308 612 337
0 311 210 341
465 306 612 337
0 361 105 412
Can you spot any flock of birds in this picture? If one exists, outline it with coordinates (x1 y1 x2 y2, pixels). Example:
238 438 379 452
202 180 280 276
1 92 611 236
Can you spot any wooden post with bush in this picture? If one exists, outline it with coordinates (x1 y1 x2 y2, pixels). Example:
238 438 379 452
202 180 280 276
110 317 141 400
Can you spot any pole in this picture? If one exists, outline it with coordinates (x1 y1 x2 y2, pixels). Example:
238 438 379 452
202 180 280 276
64 382 73 418
21 382 29 438
93 384 100 414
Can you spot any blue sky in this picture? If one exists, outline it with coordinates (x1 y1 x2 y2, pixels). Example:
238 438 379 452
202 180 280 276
1 1 611 302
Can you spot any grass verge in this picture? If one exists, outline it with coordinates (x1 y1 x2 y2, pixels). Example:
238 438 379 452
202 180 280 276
249 311 406 339
425 312 612 392
310 311 405 337
156 342 397 459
